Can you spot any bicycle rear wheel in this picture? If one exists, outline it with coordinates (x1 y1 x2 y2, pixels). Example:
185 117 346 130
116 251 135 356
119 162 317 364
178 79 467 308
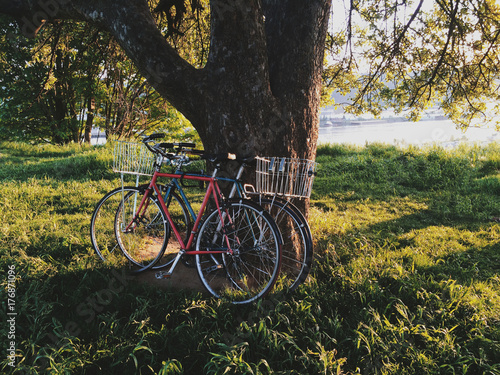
195 199 282 304
153 188 192 269
253 197 313 292
115 187 169 271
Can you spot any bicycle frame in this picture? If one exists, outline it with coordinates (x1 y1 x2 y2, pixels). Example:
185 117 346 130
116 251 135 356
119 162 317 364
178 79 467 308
160 176 197 221
127 169 235 276
157 159 310 237
135 151 308 283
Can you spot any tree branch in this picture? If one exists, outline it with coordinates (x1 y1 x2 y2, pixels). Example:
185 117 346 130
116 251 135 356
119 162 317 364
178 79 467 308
408 0 460 107
353 0 425 109
0 0 206 126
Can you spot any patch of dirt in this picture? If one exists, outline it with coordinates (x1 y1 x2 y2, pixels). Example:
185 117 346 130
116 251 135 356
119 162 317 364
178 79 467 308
134 263 208 294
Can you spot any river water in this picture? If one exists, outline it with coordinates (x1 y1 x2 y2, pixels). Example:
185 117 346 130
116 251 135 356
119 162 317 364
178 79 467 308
318 119 499 148
91 119 499 148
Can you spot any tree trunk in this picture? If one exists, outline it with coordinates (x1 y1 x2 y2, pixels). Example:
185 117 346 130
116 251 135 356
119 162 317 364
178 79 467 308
196 0 330 162
84 97 94 144
0 0 331 184
198 0 330 217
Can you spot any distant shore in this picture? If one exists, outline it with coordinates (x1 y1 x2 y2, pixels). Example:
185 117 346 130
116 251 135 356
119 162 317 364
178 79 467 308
318 118 499 147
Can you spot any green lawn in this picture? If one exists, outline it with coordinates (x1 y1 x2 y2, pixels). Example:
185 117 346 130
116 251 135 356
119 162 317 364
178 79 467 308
0 140 499 374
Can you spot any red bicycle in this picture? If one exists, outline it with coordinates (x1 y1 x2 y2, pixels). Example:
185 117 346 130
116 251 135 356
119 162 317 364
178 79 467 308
103 134 283 304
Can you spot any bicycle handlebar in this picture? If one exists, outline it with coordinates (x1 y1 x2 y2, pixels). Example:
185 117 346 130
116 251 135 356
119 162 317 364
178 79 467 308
142 133 254 166
189 149 255 164
143 134 195 160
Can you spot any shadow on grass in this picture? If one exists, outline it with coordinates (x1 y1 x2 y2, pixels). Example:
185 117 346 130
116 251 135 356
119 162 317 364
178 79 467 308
10 264 204 342
0 262 216 374
5 262 291 374
423 241 500 283
308 230 500 373
314 203 499 285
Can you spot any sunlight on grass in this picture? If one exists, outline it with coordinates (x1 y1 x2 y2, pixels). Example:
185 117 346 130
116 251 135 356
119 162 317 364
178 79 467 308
0 141 499 373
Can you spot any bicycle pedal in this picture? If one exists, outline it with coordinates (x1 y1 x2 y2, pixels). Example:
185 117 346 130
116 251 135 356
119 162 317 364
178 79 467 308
155 271 172 279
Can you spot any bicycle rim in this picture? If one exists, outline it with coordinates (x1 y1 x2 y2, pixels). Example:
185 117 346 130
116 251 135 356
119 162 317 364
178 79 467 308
90 186 143 268
255 197 313 292
115 188 169 271
195 200 282 304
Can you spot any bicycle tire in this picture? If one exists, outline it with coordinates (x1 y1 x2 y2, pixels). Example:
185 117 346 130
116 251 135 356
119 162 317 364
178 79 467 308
195 199 282 304
114 187 169 271
91 186 192 271
153 188 192 269
252 196 313 292
90 186 149 269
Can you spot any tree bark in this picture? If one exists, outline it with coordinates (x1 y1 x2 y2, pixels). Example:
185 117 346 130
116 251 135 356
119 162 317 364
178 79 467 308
0 0 330 153
0 0 331 180
84 97 94 144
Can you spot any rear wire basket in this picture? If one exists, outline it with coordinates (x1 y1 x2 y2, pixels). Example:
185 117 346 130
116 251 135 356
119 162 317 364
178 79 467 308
112 141 156 176
255 156 317 198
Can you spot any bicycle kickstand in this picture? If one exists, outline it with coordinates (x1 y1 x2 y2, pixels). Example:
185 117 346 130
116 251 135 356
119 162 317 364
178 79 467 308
155 251 185 279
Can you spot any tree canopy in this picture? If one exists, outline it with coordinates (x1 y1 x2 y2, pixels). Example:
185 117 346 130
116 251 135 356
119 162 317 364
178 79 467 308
0 8 202 144
326 0 500 129
0 0 499 148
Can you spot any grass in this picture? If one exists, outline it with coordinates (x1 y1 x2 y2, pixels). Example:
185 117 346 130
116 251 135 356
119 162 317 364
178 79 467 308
0 140 499 374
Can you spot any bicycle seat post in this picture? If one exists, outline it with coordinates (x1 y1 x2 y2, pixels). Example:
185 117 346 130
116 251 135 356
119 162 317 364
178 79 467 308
226 163 245 199
211 159 226 177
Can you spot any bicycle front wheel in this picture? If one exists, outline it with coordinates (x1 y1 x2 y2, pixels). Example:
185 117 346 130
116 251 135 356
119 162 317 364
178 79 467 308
90 186 146 268
195 199 282 304
115 187 169 271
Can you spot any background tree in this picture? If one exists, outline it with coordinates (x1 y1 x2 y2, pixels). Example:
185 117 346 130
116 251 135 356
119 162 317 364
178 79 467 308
0 20 105 144
0 0 331 164
0 14 201 144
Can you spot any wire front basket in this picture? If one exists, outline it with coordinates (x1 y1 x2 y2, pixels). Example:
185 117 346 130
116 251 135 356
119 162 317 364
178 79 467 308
255 156 317 198
112 141 156 176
